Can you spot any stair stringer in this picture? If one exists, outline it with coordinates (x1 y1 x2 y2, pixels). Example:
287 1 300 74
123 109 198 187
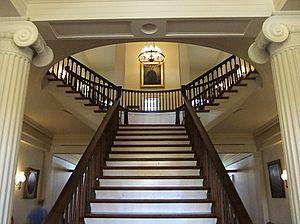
45 79 105 130
199 73 261 131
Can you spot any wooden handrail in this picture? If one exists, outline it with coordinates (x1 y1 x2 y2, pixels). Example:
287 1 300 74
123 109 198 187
182 89 253 224
45 91 121 224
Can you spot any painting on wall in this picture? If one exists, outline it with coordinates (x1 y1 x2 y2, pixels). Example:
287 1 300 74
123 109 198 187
140 62 164 88
267 159 285 198
23 168 40 199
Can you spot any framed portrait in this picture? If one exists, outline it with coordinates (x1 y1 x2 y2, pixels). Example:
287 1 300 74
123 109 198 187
140 62 164 88
267 159 285 198
23 168 40 199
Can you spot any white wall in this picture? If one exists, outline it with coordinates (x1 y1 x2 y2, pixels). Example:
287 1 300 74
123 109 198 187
255 118 292 224
13 117 52 224
226 155 265 224
45 156 75 211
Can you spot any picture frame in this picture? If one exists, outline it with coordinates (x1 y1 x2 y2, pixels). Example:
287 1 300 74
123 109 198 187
140 62 164 88
267 159 285 198
23 167 40 199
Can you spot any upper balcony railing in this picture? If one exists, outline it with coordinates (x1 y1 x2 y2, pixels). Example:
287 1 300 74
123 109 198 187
49 57 120 111
184 55 255 111
48 55 255 113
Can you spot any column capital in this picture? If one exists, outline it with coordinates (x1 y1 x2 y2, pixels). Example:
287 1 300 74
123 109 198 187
248 11 300 64
0 17 53 67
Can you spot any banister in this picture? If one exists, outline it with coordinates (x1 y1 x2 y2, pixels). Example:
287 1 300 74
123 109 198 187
182 87 253 224
45 90 121 224
65 67 117 106
68 56 117 87
186 55 236 87
49 55 255 113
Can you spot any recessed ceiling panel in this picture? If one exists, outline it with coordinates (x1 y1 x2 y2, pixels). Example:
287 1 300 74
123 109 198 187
50 21 134 39
166 19 251 37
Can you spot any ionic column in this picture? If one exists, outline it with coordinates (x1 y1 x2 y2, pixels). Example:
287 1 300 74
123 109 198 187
0 18 53 224
249 12 300 224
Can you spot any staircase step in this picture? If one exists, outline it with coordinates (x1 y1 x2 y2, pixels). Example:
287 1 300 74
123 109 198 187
90 201 213 214
119 125 185 130
111 146 192 152
95 189 208 200
115 135 188 140
109 152 195 159
234 83 248 87
223 89 238 93
102 167 201 176
99 177 204 187
117 130 187 134
113 140 190 146
106 160 197 167
85 214 217 224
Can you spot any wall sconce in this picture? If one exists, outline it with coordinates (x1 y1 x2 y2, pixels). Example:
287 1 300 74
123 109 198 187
281 169 288 188
15 171 26 190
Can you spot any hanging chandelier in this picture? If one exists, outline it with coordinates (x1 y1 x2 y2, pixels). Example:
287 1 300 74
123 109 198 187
138 43 165 64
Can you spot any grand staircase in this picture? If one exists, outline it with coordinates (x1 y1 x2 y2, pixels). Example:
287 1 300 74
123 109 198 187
85 124 217 224
45 55 255 224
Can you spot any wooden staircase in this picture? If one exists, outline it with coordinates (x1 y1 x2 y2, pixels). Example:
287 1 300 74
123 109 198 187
45 81 253 224
84 124 218 224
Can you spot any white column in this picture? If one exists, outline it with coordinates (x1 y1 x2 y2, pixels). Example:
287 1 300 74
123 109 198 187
249 11 300 224
0 18 53 224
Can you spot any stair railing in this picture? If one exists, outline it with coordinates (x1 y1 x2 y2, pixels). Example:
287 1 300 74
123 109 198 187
121 88 182 112
49 55 255 113
44 90 121 224
49 56 119 111
182 88 253 224
184 55 255 110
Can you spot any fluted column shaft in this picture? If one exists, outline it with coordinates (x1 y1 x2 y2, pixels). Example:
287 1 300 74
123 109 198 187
0 18 53 224
249 12 300 224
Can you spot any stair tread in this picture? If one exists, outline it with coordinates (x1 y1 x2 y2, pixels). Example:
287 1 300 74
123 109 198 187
98 176 204 179
66 90 81 93
243 77 256 80
119 124 185 127
85 213 217 218
223 89 238 93
95 186 208 190
114 138 189 141
116 133 187 136
106 158 197 161
113 144 192 147
109 151 193 154
103 166 200 169
234 83 247 86
90 199 213 203
75 97 90 100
